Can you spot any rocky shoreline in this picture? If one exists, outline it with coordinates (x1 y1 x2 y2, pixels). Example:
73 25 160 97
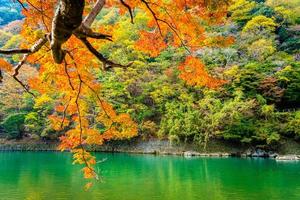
0 138 300 160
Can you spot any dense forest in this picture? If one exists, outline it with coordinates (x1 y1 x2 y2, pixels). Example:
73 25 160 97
0 0 299 187
0 0 299 148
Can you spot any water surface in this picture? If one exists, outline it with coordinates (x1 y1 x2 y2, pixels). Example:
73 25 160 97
0 152 299 200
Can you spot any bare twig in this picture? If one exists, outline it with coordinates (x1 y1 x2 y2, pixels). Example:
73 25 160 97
63 58 75 90
15 0 27 11
11 54 36 96
120 0 134 24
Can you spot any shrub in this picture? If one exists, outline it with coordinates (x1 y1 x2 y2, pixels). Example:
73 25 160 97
1 113 26 139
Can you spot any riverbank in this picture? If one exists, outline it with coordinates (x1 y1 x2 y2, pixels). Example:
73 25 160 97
1 138 300 159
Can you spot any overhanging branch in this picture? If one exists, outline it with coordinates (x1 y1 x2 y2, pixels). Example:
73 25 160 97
0 49 31 54
1 35 48 96
82 0 106 28
79 38 132 70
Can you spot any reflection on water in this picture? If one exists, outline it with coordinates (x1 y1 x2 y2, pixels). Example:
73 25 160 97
0 152 299 200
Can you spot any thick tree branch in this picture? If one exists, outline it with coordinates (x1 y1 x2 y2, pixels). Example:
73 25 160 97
79 38 132 70
0 35 47 88
82 0 106 28
0 35 48 55
75 0 110 41
74 29 112 41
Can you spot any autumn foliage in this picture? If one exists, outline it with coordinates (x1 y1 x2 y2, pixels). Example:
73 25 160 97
0 0 233 188
178 56 227 88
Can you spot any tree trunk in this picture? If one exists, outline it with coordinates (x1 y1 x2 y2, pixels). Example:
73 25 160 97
51 0 85 64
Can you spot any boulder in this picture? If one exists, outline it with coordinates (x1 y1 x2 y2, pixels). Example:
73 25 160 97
268 152 278 158
276 155 300 161
252 149 268 157
183 151 200 157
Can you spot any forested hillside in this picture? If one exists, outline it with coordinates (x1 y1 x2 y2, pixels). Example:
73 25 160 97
0 0 299 150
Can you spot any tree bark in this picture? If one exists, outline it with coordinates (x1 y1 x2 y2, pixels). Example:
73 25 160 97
51 0 85 64
82 0 105 28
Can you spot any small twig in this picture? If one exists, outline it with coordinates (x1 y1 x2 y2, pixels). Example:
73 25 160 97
12 54 36 96
6 36 48 96
15 0 27 11
25 0 51 19
64 58 75 90
120 0 134 24
60 96 72 129
141 0 162 36
81 80 111 119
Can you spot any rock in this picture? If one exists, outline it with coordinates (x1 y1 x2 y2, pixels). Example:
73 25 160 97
209 153 221 157
252 149 268 157
230 152 242 157
220 153 230 157
183 151 200 157
268 152 278 158
276 155 300 161
183 152 230 157
241 153 247 157
245 149 253 157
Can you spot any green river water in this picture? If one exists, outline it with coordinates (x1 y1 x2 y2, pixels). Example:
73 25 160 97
0 152 299 200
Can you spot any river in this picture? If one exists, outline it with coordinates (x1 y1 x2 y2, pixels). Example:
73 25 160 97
0 152 299 200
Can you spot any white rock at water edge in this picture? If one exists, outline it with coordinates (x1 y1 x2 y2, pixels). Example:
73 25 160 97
276 155 300 161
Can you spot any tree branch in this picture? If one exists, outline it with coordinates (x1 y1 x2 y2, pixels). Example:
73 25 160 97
79 38 132 70
120 0 134 24
10 35 48 96
74 29 112 41
12 54 35 96
82 0 106 28
15 0 27 11
0 49 31 54
50 0 85 64
0 34 48 55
